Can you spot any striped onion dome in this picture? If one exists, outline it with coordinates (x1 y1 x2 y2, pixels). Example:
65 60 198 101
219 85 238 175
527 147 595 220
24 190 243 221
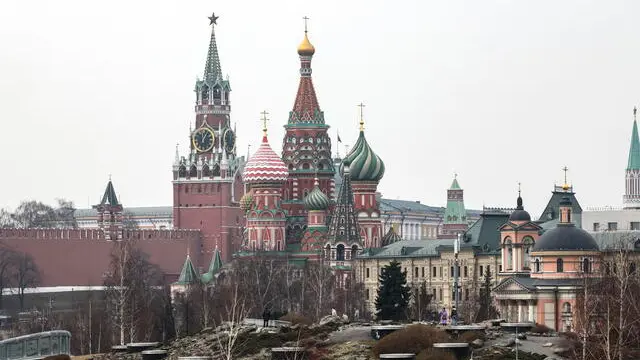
304 178 330 210
239 193 253 211
341 130 385 181
242 135 289 183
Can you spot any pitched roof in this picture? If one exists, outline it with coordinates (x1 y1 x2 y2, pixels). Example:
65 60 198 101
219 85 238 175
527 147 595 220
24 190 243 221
463 210 510 254
99 180 119 206
450 178 461 190
538 187 582 227
174 255 199 285
208 248 223 274
628 120 640 170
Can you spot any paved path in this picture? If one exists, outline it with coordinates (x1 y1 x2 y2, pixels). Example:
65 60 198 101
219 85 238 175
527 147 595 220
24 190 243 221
327 326 372 343
485 334 567 359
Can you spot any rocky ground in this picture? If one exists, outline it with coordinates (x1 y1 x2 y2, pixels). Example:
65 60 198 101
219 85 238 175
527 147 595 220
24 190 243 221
94 317 573 360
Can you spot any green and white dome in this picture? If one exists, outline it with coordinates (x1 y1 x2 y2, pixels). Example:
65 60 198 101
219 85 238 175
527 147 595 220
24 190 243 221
341 130 385 182
304 179 330 210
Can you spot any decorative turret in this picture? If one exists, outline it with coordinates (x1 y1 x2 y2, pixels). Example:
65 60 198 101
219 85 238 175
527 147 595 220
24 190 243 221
301 177 330 252
438 174 468 239
201 247 223 285
93 177 123 240
624 107 640 209
342 106 385 182
509 184 531 222
243 115 289 184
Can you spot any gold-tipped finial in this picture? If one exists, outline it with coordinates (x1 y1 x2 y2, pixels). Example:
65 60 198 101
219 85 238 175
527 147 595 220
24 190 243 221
561 166 570 191
260 110 270 137
358 102 366 131
297 16 315 56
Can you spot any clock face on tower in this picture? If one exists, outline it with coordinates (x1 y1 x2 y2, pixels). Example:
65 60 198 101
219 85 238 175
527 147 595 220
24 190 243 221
223 129 235 153
192 127 215 152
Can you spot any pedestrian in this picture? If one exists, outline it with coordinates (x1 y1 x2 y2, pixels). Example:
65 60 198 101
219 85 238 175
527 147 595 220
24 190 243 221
439 307 448 326
262 307 270 328
451 306 458 325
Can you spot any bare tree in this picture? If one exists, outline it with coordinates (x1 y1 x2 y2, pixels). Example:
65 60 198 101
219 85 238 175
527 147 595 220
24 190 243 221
213 280 251 360
5 199 77 229
305 260 335 321
0 246 17 309
13 252 40 311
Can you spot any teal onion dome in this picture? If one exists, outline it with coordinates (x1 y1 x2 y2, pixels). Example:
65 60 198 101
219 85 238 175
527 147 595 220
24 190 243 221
341 131 385 181
304 180 330 210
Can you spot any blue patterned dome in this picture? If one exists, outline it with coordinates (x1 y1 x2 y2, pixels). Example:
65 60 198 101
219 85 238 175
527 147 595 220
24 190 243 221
341 131 385 181
304 179 330 210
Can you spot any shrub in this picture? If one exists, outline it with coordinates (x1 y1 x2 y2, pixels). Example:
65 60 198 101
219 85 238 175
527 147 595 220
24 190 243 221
372 324 450 357
530 323 552 334
416 348 456 360
458 330 484 343
279 313 313 326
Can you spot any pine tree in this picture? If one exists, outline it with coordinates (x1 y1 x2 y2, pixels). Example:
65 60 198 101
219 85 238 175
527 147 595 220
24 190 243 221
375 260 410 321
476 267 498 322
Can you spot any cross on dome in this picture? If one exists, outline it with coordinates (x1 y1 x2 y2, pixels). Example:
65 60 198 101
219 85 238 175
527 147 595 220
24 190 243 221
358 102 366 131
260 110 270 136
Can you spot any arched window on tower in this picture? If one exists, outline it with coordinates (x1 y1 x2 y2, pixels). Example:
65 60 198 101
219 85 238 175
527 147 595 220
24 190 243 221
351 244 359 259
534 258 541 273
557 258 564 273
336 244 345 261
202 164 211 178
523 237 535 270
213 87 221 101
583 258 591 273
201 86 209 102
178 165 186 178
212 164 220 177
189 165 197 178
302 163 310 170
504 238 513 271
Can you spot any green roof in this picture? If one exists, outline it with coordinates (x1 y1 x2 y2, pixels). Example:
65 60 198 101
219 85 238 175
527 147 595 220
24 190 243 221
538 188 582 227
174 255 199 285
628 120 640 170
100 180 119 206
208 248 223 274
450 178 461 190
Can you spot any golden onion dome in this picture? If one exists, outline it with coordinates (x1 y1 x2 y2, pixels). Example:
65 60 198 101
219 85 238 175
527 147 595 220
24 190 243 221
297 33 315 56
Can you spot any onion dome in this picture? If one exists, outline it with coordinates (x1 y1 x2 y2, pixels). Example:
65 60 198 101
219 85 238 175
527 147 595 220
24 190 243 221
342 130 385 181
509 194 531 222
242 134 289 183
382 227 403 246
240 193 254 211
304 178 330 210
297 32 315 56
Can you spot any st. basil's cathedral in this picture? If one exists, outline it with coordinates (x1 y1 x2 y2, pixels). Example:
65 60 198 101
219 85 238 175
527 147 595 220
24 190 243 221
235 19 386 275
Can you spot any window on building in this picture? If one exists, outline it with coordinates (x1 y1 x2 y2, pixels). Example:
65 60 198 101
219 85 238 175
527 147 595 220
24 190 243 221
432 288 436 300
366 268 370 278
451 266 454 277
557 258 564 273
582 258 590 273
365 289 369 300
523 237 535 270
593 223 600 232
535 258 541 273
336 244 345 261
440 266 443 277
422 267 425 277
464 266 468 278
608 222 618 231
498 264 502 272
433 266 437 277
487 265 491 274
414 267 419 278
632 222 640 230
465 288 469 300
505 238 513 270
563 302 571 314
439 288 443 301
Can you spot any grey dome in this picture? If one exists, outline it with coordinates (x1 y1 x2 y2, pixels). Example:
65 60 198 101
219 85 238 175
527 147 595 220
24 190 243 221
509 195 531 222
533 224 599 252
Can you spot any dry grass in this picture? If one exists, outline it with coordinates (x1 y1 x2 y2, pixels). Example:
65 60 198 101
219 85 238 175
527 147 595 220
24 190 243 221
458 330 484 342
279 313 313 326
372 324 450 357
416 348 456 360
530 323 552 334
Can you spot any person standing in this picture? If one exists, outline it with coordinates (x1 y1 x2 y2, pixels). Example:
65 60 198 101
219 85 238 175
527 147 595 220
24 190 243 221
439 307 448 325
451 306 458 325
262 307 271 327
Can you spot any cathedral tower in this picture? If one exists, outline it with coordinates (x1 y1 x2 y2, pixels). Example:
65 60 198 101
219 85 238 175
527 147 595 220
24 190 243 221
172 13 245 262
624 107 640 209
281 19 334 243
242 118 289 252
438 175 468 239
341 105 385 248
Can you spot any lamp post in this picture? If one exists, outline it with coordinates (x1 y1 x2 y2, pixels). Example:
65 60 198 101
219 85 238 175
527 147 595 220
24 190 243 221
454 233 461 323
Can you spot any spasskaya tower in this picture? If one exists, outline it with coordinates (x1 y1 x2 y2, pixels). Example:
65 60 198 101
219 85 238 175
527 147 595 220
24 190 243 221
172 13 245 262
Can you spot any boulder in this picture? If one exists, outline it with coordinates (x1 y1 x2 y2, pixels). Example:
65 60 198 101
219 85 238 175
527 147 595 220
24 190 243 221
543 342 553 347
517 333 527 340
319 315 343 327
471 338 484 348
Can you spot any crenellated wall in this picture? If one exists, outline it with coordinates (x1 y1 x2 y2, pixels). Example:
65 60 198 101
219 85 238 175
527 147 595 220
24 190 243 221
0 228 202 287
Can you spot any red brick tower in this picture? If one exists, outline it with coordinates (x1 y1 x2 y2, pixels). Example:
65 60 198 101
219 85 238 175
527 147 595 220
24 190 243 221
172 12 244 262
341 107 385 248
93 177 123 240
281 20 334 243
242 119 289 251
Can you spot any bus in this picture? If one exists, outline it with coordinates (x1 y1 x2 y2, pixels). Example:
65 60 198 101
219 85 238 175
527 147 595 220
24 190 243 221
0 331 71 360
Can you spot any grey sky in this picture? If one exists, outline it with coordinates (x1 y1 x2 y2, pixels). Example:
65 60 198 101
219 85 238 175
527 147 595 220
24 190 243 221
0 0 638 217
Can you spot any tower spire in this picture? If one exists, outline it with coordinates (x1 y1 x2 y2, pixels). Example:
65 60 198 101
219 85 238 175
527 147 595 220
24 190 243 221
628 107 640 170
358 102 366 131
204 12 223 82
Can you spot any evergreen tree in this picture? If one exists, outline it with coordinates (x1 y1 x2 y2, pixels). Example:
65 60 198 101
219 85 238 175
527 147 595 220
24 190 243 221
476 267 498 322
375 260 410 320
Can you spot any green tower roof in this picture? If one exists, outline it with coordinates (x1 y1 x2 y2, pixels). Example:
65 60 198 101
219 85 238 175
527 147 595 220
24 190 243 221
628 120 640 170
208 248 223 274
444 176 466 225
174 255 199 285
450 177 461 190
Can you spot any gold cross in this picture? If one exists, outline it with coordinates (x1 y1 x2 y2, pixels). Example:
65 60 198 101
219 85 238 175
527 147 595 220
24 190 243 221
358 102 366 131
562 166 569 185
303 16 309 33
260 110 270 135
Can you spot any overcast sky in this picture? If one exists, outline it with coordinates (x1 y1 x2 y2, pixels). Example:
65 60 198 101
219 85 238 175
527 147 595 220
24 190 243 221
1 0 639 217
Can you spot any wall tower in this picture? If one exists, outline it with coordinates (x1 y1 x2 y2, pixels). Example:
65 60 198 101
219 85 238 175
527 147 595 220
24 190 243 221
624 107 640 209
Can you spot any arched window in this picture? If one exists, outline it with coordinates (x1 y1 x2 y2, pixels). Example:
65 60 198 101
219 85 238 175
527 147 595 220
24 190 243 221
563 302 572 314
351 244 359 257
557 258 564 273
178 165 186 178
189 165 197 178
336 244 345 261
201 86 209 101
202 164 211 178
213 87 221 100
505 238 513 271
582 258 590 273
212 164 220 177
534 258 541 273
523 237 535 270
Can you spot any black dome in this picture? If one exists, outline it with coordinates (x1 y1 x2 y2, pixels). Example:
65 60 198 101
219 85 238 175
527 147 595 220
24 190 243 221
509 209 531 222
533 224 599 252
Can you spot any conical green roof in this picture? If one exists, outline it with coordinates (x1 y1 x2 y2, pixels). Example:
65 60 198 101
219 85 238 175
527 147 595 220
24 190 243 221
174 255 199 285
628 120 640 170
100 180 119 206
208 248 223 274
450 178 461 190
